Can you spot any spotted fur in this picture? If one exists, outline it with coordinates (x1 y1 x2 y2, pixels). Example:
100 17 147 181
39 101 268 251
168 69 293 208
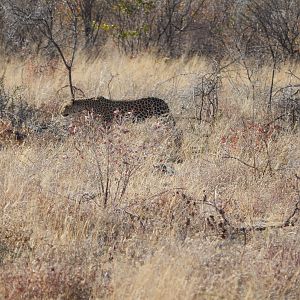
62 96 172 124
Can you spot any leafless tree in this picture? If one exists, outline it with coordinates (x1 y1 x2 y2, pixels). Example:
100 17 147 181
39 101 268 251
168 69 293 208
103 0 205 56
243 0 300 60
76 0 105 47
2 0 300 61
3 0 82 99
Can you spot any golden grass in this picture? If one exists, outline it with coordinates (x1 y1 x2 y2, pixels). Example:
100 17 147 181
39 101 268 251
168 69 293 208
0 52 299 299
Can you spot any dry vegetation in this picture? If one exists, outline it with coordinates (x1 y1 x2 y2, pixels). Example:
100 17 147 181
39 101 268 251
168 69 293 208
0 53 299 299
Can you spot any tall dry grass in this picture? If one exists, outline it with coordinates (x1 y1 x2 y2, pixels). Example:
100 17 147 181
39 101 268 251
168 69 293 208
0 52 299 299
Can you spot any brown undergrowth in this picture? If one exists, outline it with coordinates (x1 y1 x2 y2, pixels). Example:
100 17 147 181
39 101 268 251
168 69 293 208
0 53 299 299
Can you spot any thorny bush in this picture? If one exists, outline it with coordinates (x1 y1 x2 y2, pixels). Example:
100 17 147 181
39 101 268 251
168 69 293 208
65 112 177 208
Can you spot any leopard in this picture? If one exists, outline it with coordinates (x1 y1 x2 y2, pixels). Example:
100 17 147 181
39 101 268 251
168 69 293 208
62 96 173 125
62 96 183 162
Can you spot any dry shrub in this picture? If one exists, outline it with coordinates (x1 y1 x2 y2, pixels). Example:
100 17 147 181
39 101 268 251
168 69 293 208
0 245 99 300
112 231 300 299
112 247 197 300
0 53 299 299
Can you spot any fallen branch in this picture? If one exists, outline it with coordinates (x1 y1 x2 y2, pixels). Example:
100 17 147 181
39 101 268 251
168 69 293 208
201 176 300 242
177 173 300 242
223 154 260 171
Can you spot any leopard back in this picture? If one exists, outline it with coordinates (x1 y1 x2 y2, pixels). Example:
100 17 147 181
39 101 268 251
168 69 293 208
62 96 171 124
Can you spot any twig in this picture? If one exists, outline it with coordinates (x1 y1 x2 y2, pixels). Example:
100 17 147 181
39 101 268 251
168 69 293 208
114 207 145 230
203 194 230 226
56 85 85 97
107 73 119 100
202 186 300 242
287 70 300 81
223 154 260 171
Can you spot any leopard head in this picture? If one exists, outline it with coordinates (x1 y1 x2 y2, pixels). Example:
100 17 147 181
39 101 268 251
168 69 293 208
61 100 84 117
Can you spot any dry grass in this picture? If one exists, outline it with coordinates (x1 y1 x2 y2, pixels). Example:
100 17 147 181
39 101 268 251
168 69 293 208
0 52 299 299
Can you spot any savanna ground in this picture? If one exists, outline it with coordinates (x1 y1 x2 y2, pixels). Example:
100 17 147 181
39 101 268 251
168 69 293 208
0 52 299 299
